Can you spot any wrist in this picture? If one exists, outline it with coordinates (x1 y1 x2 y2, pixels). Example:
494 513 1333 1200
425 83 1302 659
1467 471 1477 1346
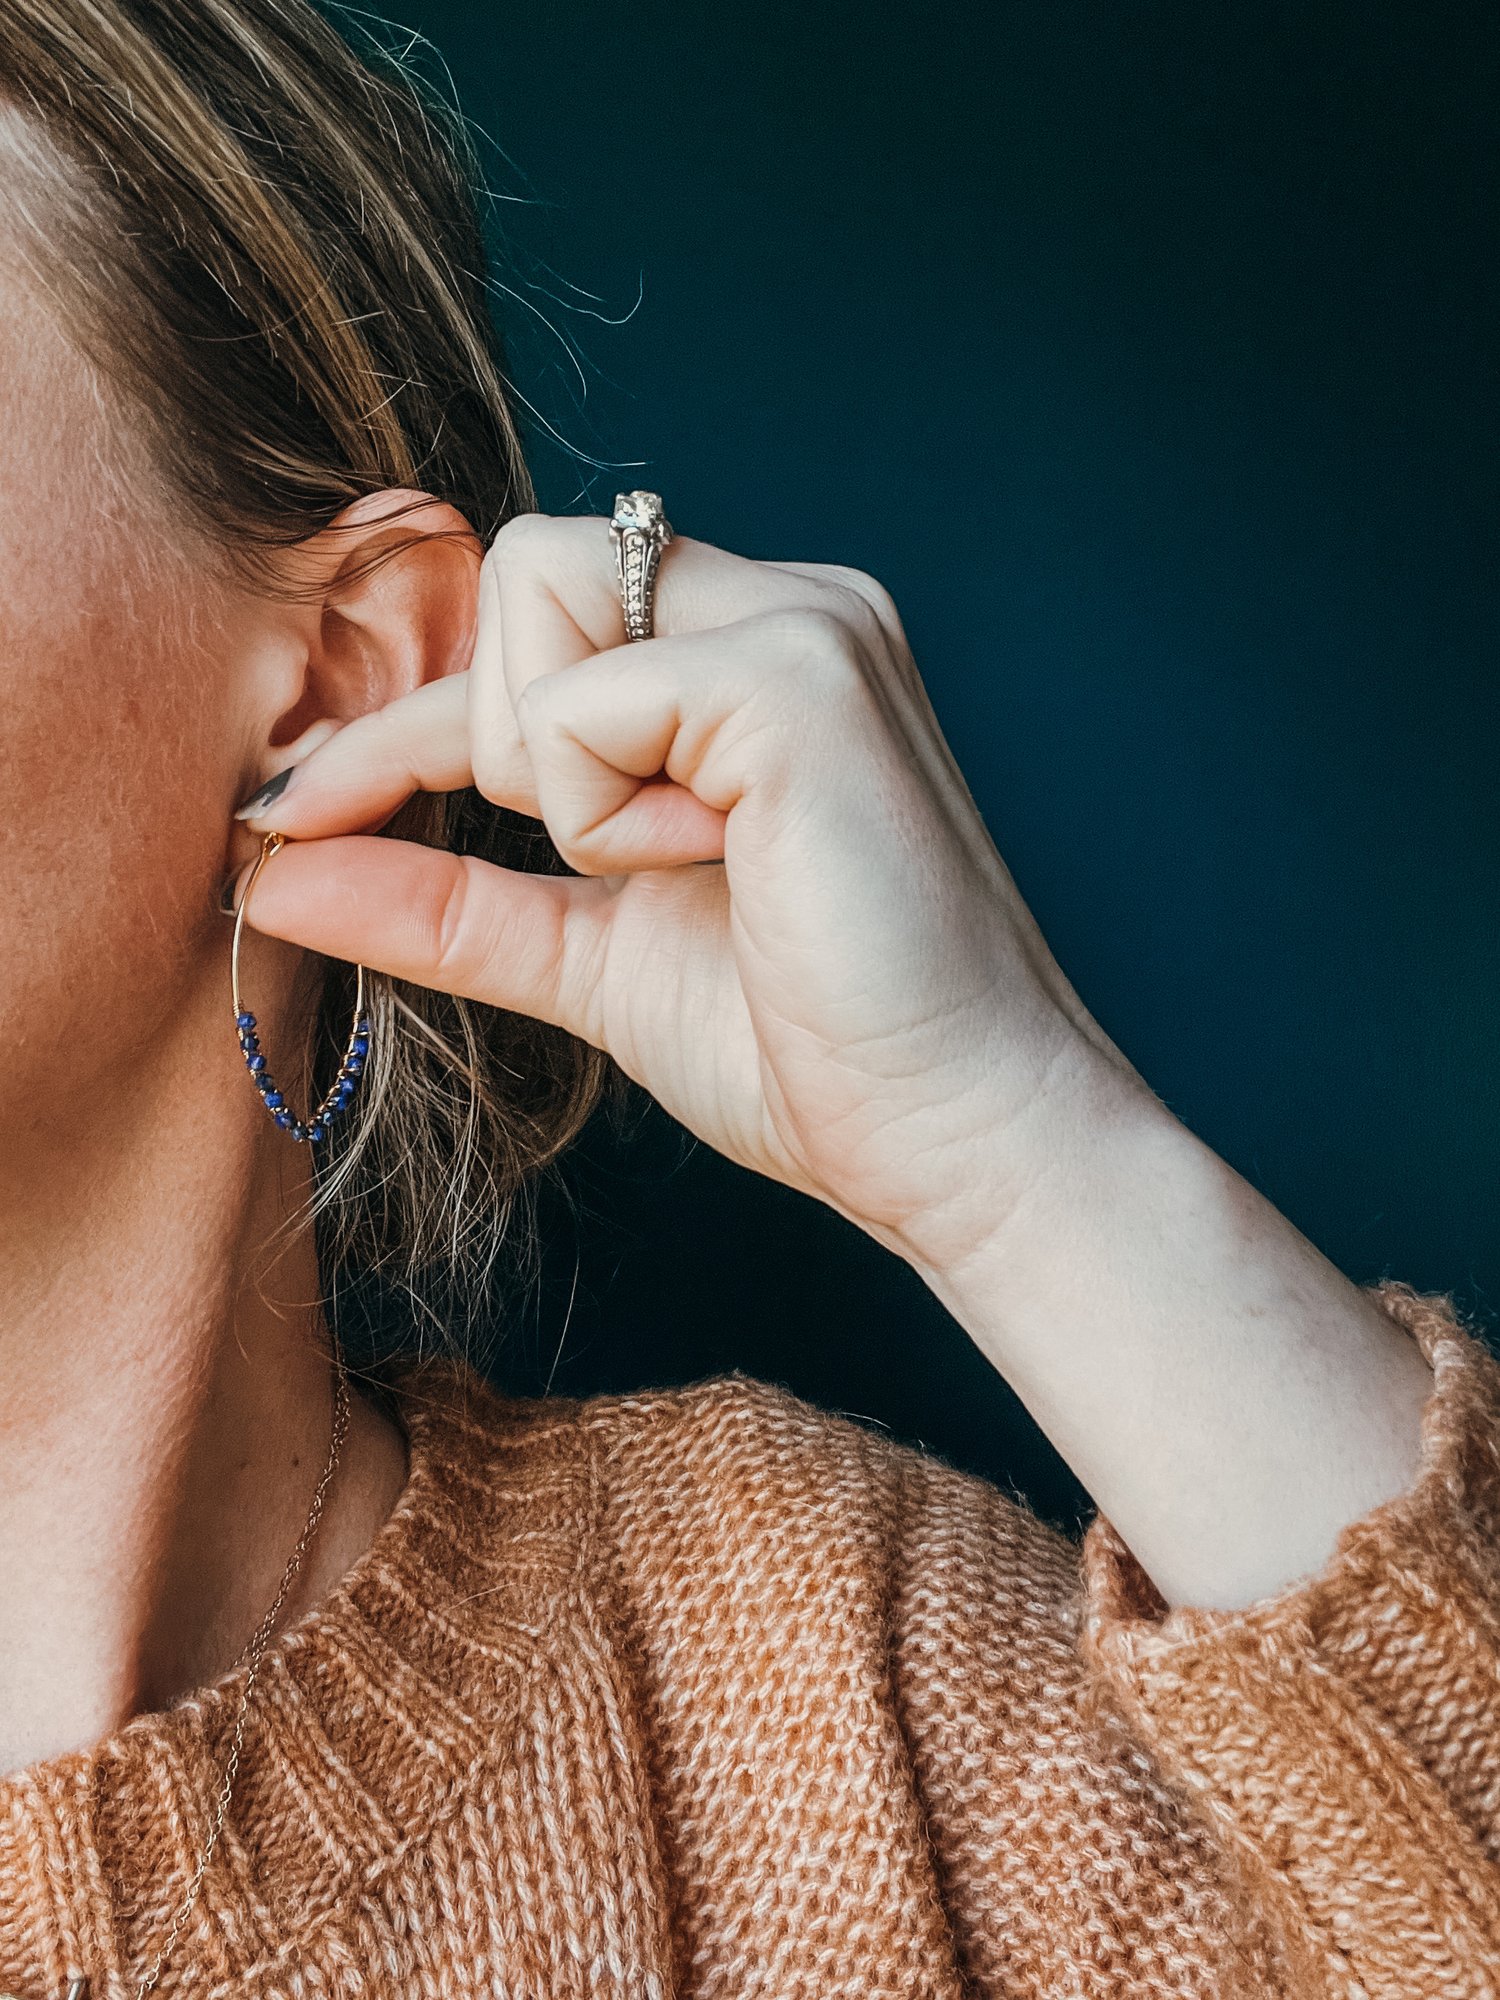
893 1032 1437 1607
889 1026 1177 1311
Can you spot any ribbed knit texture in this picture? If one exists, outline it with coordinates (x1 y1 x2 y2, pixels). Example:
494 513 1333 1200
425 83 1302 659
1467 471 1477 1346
0 1276 1496 1998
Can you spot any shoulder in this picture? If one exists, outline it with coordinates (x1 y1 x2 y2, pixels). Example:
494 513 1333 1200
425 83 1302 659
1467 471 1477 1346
396 1361 1260 1990
400 1358 1086 1656
570 1367 1108 1821
406 1356 1089 1737
568 1371 1257 1992
573 1364 1082 1614
392 1356 1088 1742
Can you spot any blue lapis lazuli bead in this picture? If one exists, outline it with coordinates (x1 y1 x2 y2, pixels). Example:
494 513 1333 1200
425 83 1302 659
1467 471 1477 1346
345 1054 365 1075
247 1053 267 1072
308 1125 325 1144
236 1011 256 1031
351 1033 370 1054
273 1109 293 1128
265 1091 285 1110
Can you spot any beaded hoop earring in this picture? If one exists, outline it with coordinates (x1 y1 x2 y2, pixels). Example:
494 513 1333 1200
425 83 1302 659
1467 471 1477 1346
230 832 371 1145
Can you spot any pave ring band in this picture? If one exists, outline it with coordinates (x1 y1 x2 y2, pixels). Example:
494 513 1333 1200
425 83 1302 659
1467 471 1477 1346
609 489 674 642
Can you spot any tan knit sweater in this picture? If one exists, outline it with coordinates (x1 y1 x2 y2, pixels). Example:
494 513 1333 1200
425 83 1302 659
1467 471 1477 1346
1 1277 1497 1999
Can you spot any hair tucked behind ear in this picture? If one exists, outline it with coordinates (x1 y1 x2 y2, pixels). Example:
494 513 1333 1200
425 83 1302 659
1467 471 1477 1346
0 0 625 1373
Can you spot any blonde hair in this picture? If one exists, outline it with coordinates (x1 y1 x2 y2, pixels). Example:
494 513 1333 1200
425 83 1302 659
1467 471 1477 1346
0 0 622 1368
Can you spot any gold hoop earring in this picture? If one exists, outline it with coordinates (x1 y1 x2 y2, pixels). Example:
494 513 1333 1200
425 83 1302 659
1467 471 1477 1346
230 832 370 1145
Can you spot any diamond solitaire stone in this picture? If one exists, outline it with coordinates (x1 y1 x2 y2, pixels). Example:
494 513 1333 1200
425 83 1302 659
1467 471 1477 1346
610 489 670 537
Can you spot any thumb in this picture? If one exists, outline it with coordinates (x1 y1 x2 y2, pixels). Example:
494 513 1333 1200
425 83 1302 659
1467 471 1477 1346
232 833 609 1043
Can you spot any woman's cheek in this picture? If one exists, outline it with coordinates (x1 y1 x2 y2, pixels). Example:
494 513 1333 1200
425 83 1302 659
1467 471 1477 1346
0 568 238 1099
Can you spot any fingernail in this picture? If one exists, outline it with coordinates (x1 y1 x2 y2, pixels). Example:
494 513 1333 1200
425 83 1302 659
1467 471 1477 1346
218 863 253 916
234 766 294 820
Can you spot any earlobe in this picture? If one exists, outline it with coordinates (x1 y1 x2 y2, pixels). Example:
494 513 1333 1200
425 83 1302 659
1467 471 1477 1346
267 486 481 750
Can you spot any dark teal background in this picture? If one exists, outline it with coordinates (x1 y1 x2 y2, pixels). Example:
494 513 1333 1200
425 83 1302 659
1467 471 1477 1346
383 2 1497 1526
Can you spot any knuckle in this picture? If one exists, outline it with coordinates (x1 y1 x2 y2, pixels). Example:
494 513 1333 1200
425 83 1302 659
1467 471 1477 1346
768 602 868 684
810 565 899 643
506 684 598 871
540 801 602 877
837 565 902 633
362 699 424 785
469 739 514 807
431 854 492 987
484 510 550 574
553 835 608 878
367 698 415 752
511 672 562 745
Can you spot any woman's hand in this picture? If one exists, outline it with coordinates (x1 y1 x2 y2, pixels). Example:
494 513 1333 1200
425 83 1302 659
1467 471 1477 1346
237 507 1435 1610
234 512 1142 1276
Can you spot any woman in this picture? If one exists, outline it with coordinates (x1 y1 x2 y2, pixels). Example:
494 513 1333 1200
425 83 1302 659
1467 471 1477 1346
0 1 1495 1996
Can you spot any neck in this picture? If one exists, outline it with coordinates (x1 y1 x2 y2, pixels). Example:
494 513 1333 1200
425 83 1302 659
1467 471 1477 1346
0 936 408 1775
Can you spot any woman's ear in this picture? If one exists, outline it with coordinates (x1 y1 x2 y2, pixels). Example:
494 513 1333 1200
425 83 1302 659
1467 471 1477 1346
264 486 482 752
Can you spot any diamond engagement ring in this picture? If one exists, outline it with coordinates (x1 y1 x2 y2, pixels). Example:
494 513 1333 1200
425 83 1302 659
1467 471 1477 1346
609 490 674 642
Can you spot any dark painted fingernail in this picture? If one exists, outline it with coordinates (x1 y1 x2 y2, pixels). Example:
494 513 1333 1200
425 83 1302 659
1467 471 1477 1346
218 864 252 916
234 766 294 820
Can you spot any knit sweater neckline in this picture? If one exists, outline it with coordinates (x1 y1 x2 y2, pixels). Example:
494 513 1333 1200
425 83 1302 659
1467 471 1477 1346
0 1354 574 1993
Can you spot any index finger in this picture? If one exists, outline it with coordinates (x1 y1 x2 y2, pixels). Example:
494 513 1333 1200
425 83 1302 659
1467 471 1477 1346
234 671 477 836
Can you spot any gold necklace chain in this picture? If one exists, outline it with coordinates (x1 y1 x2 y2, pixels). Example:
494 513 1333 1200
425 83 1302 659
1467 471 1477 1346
4 1346 354 2000
132 1346 351 1999
135 1345 351 1999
